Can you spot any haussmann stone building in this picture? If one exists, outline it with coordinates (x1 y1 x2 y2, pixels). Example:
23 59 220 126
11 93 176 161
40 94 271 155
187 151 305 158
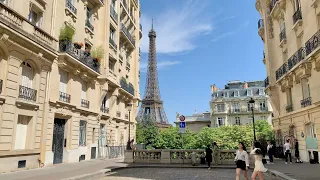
0 0 142 172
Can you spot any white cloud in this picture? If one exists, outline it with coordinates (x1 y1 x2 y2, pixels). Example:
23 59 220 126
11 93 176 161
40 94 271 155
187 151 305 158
212 32 235 42
140 0 213 54
140 60 180 73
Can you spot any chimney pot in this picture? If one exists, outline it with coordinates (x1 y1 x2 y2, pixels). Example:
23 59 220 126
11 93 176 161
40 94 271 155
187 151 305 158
244 81 248 89
211 84 217 92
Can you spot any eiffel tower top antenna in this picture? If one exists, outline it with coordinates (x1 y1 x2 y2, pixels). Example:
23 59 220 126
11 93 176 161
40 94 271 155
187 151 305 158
151 18 154 30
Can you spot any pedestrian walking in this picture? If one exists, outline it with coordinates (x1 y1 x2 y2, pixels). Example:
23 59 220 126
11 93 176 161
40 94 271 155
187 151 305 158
267 141 274 164
251 141 268 180
234 142 249 180
212 142 219 165
205 145 213 169
284 139 292 164
294 139 302 163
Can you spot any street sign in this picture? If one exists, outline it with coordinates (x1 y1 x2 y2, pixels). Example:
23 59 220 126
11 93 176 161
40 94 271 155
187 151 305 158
179 121 186 134
179 115 186 121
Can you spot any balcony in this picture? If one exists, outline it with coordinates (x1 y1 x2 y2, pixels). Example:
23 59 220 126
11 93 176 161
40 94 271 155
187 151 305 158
0 79 2 94
276 63 287 80
286 104 293 113
120 23 135 47
0 3 57 52
125 113 129 119
269 0 286 19
293 8 302 25
279 28 286 43
18 85 37 102
116 111 121 117
88 0 104 6
85 20 94 33
59 40 100 73
109 37 117 49
121 0 129 12
120 77 134 96
140 24 142 31
287 47 306 71
100 106 109 114
305 29 320 56
66 0 77 15
269 0 279 13
258 19 264 29
59 91 71 103
126 61 130 69
110 5 118 23
81 99 90 108
264 77 269 88
301 97 312 108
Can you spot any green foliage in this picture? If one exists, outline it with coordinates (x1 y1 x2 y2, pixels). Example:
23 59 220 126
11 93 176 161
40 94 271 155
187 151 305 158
59 25 75 41
136 119 274 150
91 46 105 59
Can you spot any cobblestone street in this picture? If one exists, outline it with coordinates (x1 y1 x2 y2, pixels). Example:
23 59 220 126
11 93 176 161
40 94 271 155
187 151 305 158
102 168 280 180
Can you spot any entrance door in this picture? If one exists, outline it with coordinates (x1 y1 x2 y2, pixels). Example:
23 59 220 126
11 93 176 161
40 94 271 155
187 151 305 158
52 118 65 164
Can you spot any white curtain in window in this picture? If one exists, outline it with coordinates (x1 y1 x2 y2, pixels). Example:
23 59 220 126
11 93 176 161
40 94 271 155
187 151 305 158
59 70 68 93
301 78 310 99
21 62 33 88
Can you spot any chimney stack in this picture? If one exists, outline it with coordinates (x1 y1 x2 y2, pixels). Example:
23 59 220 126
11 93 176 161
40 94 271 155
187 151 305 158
211 84 217 93
243 81 248 89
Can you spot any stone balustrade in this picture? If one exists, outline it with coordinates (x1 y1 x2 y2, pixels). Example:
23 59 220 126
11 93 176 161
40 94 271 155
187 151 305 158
125 149 255 165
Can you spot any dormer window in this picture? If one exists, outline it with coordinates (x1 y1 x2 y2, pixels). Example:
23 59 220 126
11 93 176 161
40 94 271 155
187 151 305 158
234 91 239 97
259 88 265 95
247 89 252 96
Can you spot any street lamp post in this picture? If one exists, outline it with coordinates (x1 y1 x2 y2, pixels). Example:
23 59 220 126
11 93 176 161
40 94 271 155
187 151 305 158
249 98 257 142
126 103 133 150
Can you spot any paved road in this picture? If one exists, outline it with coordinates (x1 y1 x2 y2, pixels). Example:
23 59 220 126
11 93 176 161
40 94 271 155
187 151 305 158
102 168 280 180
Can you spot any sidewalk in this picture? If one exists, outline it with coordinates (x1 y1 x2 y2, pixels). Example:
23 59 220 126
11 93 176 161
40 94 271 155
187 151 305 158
0 158 128 180
265 159 320 180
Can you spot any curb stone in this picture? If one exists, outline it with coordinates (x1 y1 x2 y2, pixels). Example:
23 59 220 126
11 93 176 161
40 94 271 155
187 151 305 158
267 170 297 180
61 169 111 180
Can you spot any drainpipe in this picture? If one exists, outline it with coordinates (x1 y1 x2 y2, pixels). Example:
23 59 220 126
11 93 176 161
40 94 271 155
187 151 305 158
39 69 51 167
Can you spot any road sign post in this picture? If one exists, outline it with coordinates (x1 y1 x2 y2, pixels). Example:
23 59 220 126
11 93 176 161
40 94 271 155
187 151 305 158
179 115 186 134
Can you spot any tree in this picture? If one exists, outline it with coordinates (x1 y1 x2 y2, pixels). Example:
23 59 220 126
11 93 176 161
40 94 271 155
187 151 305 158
136 117 160 149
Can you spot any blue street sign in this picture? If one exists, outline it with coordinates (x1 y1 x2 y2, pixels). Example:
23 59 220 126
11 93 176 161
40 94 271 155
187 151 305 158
179 122 186 128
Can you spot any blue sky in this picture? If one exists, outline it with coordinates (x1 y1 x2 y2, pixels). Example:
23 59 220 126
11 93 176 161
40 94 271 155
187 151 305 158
138 0 266 124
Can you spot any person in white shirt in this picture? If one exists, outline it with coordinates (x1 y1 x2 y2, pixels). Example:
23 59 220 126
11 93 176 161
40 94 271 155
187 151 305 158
284 139 292 164
234 142 249 180
267 141 274 164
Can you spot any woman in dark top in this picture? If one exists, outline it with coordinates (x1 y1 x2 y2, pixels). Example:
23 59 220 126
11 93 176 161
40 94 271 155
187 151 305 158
295 139 302 163
205 145 213 169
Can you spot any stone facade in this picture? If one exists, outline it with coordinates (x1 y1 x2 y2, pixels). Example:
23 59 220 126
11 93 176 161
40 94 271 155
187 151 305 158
210 80 273 127
256 0 320 162
174 112 211 132
0 0 141 172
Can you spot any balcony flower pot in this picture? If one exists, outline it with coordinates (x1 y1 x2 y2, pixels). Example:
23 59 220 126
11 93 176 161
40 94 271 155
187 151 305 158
74 42 84 49
59 40 72 52
84 50 91 57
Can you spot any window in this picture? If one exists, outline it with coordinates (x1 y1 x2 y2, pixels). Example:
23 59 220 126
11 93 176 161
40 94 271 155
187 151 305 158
260 101 266 111
115 126 119 145
217 104 225 112
301 78 310 99
259 88 265 95
235 117 240 125
92 128 95 143
247 89 252 96
260 116 266 120
59 70 68 93
79 120 87 146
0 0 8 5
108 60 115 72
111 0 116 8
86 7 92 22
234 91 239 97
85 43 92 51
293 0 301 10
102 94 109 108
28 6 42 27
110 28 116 41
286 88 293 105
217 117 224 127
14 115 31 150
81 79 87 100
21 62 34 88
247 103 252 111
233 103 240 112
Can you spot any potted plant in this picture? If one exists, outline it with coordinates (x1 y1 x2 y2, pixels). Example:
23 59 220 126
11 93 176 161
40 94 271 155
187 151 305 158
74 42 84 49
91 45 104 64
59 25 75 51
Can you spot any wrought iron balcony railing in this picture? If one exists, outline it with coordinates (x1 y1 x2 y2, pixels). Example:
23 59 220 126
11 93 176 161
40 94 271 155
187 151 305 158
140 24 142 31
19 85 37 102
269 0 279 13
279 28 286 42
109 37 117 49
276 63 287 80
116 111 121 117
121 0 128 12
126 61 130 69
121 23 135 46
288 47 306 71
120 77 134 95
301 97 312 108
100 106 109 114
305 29 320 56
0 79 2 94
125 113 129 119
59 40 100 73
286 104 293 113
85 20 94 32
293 8 302 25
110 5 118 22
81 99 90 108
59 91 71 103
66 0 77 15
258 19 264 29
264 77 269 88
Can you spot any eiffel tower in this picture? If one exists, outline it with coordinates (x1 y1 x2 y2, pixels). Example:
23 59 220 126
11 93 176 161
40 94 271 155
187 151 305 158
137 21 170 128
